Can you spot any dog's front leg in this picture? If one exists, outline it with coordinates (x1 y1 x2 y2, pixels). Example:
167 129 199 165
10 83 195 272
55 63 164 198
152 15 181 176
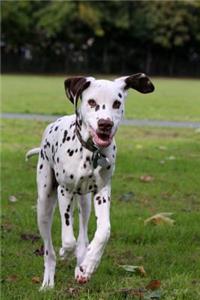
75 184 111 284
57 186 76 259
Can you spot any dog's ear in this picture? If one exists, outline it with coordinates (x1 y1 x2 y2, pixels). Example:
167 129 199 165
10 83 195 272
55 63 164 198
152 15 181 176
115 73 155 94
64 76 92 104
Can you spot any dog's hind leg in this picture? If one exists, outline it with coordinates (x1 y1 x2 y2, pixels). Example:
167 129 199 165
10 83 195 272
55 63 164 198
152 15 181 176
37 159 57 290
76 194 91 266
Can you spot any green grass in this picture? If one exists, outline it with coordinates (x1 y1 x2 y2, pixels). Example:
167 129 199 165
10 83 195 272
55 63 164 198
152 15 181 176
1 119 200 299
2 75 200 121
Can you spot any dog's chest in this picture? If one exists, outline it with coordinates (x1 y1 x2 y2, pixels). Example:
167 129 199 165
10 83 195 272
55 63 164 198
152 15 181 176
42 116 114 195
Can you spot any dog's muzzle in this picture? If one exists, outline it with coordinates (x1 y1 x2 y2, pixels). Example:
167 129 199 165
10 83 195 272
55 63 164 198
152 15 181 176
90 119 114 148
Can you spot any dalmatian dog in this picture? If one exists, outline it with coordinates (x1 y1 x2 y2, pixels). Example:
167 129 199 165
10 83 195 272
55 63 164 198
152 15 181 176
26 73 154 289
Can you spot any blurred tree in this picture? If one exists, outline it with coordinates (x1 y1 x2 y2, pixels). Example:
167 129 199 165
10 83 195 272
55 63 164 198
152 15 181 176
1 0 200 76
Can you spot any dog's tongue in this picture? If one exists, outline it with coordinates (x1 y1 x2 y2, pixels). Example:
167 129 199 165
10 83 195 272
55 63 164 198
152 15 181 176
90 129 112 148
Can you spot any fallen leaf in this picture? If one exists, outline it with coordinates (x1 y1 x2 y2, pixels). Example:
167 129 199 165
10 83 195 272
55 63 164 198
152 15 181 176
136 144 143 149
120 265 146 277
146 280 161 291
21 233 40 243
32 276 40 284
6 275 17 282
119 192 135 202
117 287 145 298
1 222 13 232
144 290 161 299
144 212 175 225
9 195 18 202
140 175 154 183
195 128 200 133
34 245 44 256
166 156 176 160
158 146 167 151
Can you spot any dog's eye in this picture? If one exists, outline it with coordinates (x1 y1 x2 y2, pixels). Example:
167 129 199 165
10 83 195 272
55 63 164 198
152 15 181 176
88 99 97 108
113 100 121 109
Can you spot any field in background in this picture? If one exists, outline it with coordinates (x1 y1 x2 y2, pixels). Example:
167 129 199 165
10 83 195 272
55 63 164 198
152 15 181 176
2 75 200 122
1 119 200 299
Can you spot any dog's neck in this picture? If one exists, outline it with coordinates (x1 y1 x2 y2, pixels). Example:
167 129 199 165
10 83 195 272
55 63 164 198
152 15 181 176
75 113 110 169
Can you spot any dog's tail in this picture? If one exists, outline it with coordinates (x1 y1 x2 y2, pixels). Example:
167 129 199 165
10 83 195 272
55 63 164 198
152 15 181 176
25 148 40 161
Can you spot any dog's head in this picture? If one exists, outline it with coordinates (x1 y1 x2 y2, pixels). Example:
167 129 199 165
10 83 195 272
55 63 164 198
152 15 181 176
64 74 154 148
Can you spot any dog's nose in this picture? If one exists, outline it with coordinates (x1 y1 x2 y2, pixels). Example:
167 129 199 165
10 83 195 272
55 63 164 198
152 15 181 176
98 119 114 132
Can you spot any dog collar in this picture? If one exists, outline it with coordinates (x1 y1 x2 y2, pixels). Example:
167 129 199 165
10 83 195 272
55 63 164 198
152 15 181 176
75 125 110 169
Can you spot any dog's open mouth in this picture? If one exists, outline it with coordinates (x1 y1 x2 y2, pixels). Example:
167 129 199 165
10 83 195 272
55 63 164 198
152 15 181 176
90 128 113 148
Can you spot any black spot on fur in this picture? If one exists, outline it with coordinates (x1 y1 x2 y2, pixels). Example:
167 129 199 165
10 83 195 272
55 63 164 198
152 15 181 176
70 174 74 179
103 197 106 203
72 135 75 141
89 185 93 190
46 250 48 255
67 136 71 141
44 152 49 161
95 104 100 112
79 266 84 272
96 196 101 201
107 165 111 170
62 130 68 143
40 149 44 160
56 142 58 146
86 156 90 162
64 212 69 219
56 172 58 177
83 163 86 169
67 205 70 212
52 145 54 153
69 150 74 156
98 200 102 205
54 126 59 131
118 93 122 98
102 104 106 109
75 148 78 153
57 157 59 163
80 147 83 152
39 164 43 170
113 145 116 151
63 169 65 173
47 141 50 147
44 184 47 188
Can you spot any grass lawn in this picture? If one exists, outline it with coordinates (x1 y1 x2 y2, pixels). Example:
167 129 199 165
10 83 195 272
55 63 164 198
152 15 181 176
1 119 200 299
1 75 200 122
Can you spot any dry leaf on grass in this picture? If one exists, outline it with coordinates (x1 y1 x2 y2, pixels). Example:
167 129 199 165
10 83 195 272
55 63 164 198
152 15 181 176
120 265 146 277
140 175 154 183
158 146 167 151
115 286 161 299
34 245 44 256
9 195 18 202
6 275 18 282
32 276 41 284
144 212 175 225
21 233 40 242
1 222 13 232
146 280 161 291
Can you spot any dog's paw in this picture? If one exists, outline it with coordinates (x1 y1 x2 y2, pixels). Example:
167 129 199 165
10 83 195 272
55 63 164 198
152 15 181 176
39 267 55 291
75 265 90 284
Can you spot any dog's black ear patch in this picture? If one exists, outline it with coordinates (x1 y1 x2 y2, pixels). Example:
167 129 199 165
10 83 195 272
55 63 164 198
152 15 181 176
124 73 154 93
64 77 91 104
